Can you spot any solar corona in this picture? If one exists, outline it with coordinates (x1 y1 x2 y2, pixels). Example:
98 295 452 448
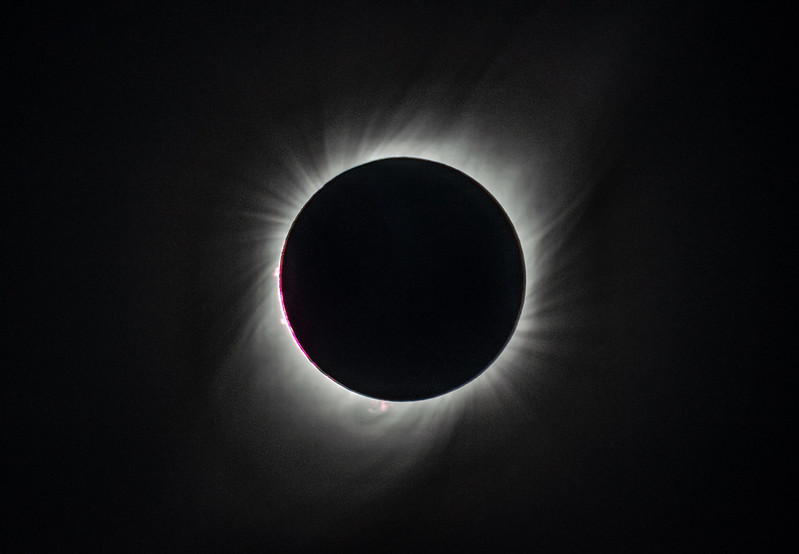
279 157 525 401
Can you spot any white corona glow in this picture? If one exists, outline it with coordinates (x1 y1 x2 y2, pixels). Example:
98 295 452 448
216 100 591 465
233 123 543 446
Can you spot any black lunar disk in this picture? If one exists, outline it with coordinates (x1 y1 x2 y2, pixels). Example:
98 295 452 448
279 157 525 401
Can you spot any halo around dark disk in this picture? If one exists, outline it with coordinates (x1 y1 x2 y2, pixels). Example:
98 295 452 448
279 157 524 401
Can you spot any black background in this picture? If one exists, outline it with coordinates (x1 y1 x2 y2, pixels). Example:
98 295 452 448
6 2 793 551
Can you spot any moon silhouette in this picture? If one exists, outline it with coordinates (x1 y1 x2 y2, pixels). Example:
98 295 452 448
279 157 525 401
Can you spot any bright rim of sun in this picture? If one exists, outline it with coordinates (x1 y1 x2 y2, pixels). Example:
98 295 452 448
224 116 550 451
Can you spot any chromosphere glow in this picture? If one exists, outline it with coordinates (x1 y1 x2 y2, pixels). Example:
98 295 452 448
278 157 526 401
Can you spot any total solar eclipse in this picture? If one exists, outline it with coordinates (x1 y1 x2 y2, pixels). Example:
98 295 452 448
279 157 525 401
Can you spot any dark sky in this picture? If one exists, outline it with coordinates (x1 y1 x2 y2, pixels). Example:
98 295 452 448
7 2 792 551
